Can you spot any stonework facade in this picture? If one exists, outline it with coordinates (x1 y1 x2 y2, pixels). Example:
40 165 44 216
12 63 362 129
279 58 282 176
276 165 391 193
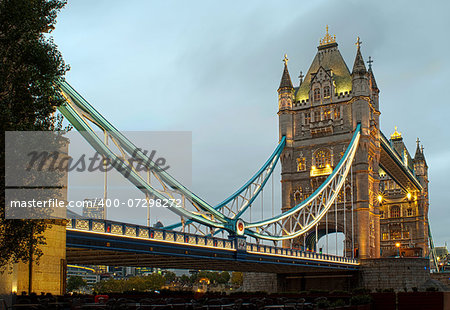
359 258 430 292
379 132 430 257
277 29 429 260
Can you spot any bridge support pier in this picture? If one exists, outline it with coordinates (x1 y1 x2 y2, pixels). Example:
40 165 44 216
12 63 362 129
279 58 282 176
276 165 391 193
359 258 431 292
242 272 280 293
243 271 359 293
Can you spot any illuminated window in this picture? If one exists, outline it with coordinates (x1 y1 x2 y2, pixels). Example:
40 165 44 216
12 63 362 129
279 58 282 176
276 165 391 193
403 231 410 239
382 232 389 240
391 230 401 240
313 88 321 101
390 206 401 218
406 208 415 217
305 113 311 125
297 157 306 171
323 109 331 120
334 106 341 119
380 211 384 219
294 188 303 202
314 149 331 169
323 86 331 98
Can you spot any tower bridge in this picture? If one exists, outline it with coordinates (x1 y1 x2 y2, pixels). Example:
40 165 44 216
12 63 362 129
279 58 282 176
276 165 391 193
5 27 436 294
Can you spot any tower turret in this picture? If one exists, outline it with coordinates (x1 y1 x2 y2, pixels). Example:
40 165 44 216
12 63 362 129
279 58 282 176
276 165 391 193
278 54 294 141
278 54 294 111
351 37 370 97
367 56 380 110
414 138 428 178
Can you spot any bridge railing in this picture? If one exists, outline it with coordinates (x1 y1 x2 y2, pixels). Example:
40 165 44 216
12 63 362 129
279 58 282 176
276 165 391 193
245 243 358 265
67 219 358 265
66 218 234 250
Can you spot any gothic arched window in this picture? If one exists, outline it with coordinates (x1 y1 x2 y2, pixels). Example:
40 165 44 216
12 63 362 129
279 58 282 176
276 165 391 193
297 157 306 171
314 149 331 169
406 208 415 217
313 88 321 102
323 86 331 98
294 188 303 202
390 206 401 218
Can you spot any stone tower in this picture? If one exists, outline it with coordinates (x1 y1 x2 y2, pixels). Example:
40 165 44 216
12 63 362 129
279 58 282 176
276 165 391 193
277 28 381 258
378 132 430 257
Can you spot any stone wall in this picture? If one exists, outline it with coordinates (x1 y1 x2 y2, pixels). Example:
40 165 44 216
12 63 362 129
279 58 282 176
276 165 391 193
243 272 279 293
431 272 450 288
360 258 430 291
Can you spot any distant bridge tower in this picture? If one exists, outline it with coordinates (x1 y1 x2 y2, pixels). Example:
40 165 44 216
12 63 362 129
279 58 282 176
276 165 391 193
277 28 381 259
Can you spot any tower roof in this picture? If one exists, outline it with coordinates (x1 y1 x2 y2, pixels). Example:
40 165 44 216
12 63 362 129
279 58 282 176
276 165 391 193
352 37 367 75
368 67 378 90
367 56 378 90
278 54 293 90
414 138 426 162
295 29 351 101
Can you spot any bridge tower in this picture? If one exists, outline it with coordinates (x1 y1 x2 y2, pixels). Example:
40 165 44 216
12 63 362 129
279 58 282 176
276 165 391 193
277 28 381 258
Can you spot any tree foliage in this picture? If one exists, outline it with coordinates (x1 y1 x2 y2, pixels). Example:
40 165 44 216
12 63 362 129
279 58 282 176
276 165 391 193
231 272 243 287
0 0 68 268
94 274 165 293
66 275 87 292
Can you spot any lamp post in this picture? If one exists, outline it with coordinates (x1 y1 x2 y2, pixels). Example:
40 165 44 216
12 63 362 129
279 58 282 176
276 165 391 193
395 242 401 257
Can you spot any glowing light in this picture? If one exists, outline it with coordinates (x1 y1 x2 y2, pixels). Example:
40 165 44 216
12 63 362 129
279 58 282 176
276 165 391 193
407 193 412 200
310 165 332 177
395 242 401 248
390 126 402 140
12 284 17 294
377 194 383 203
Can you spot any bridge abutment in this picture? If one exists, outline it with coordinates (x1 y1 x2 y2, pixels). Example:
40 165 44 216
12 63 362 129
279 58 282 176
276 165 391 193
359 258 430 292
242 272 280 293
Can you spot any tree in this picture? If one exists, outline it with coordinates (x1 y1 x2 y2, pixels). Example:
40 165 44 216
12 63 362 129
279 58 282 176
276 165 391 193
179 274 191 286
66 276 87 292
94 274 165 293
231 272 243 287
0 0 68 269
163 271 176 284
218 271 230 284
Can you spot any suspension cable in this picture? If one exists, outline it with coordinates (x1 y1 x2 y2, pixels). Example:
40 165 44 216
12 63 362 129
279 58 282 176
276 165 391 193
326 204 328 254
335 192 338 256
344 180 346 258
351 164 354 259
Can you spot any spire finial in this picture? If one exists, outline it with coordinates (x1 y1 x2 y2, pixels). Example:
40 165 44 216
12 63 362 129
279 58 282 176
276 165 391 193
390 126 402 140
298 71 304 84
421 145 424 153
283 54 289 66
367 56 373 70
355 36 362 49
319 25 336 46
416 137 420 147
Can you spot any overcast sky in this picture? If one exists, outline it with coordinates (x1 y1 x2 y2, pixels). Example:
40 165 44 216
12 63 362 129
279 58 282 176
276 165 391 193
52 0 450 247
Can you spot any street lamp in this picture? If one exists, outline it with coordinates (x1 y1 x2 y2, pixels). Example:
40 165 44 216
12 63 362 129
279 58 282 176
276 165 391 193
395 242 401 257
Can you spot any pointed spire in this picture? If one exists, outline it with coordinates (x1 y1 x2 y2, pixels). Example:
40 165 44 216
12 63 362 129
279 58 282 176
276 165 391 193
414 137 425 162
352 37 367 75
278 54 293 90
367 56 378 90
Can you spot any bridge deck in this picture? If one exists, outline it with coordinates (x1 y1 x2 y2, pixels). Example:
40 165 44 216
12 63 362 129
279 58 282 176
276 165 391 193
66 219 358 272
